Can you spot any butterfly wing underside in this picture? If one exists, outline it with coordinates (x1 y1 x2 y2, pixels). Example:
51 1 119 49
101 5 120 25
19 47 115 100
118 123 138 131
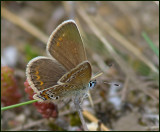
33 84 79 102
27 20 92 102
58 61 92 85
26 57 66 93
33 61 92 102
47 20 87 71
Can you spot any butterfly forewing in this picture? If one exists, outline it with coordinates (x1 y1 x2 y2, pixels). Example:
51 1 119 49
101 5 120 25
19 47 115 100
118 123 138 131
26 57 66 93
58 61 92 85
47 20 87 71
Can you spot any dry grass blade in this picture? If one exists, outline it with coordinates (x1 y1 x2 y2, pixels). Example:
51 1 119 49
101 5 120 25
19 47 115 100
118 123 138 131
121 76 130 102
1 7 48 44
76 6 135 76
76 5 159 102
83 110 110 131
9 119 45 131
94 16 158 74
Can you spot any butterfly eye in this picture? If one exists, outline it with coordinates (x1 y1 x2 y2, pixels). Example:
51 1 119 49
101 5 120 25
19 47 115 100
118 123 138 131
88 80 96 89
89 82 93 87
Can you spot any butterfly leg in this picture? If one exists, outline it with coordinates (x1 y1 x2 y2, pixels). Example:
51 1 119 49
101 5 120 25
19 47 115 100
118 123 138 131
82 93 89 100
74 96 83 111
74 95 88 131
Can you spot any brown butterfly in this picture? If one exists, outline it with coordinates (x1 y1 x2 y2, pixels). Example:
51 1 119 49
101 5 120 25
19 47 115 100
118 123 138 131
26 20 98 102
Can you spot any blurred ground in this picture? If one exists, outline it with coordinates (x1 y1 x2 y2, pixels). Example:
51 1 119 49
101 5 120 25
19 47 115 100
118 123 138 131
1 1 159 131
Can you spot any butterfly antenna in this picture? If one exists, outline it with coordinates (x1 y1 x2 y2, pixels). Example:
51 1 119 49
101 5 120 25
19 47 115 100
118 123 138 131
103 81 120 87
91 72 103 80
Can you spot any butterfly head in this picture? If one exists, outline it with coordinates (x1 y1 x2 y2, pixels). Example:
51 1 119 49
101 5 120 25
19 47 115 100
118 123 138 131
88 80 96 89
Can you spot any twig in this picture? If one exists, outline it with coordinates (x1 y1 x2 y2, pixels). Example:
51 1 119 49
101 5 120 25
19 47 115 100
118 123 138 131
76 3 158 74
1 7 48 44
121 76 129 102
83 110 110 131
92 53 110 75
76 5 159 102
74 97 89 131
94 15 159 74
59 109 76 117
9 119 45 131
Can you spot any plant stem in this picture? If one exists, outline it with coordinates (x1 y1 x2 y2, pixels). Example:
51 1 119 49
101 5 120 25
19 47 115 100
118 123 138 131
1 100 37 111
74 97 88 131
142 32 159 57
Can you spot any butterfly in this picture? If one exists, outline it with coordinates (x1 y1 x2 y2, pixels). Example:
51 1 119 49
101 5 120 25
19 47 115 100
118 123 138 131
26 20 98 102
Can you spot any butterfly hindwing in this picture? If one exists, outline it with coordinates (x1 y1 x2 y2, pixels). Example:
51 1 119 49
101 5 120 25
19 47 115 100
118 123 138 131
33 84 80 102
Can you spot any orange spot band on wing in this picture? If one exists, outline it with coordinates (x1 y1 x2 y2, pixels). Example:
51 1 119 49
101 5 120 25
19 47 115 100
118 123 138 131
45 95 49 99
36 71 39 75
56 42 60 47
41 92 49 99
58 37 62 41
36 75 40 80
40 81 44 85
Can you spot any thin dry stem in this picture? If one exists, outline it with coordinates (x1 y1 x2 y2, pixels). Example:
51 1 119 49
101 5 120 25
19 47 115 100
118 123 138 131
1 7 48 44
92 53 110 75
121 76 130 102
9 119 45 131
95 15 158 75
76 3 158 75
83 110 110 131
76 5 159 102
74 97 89 131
